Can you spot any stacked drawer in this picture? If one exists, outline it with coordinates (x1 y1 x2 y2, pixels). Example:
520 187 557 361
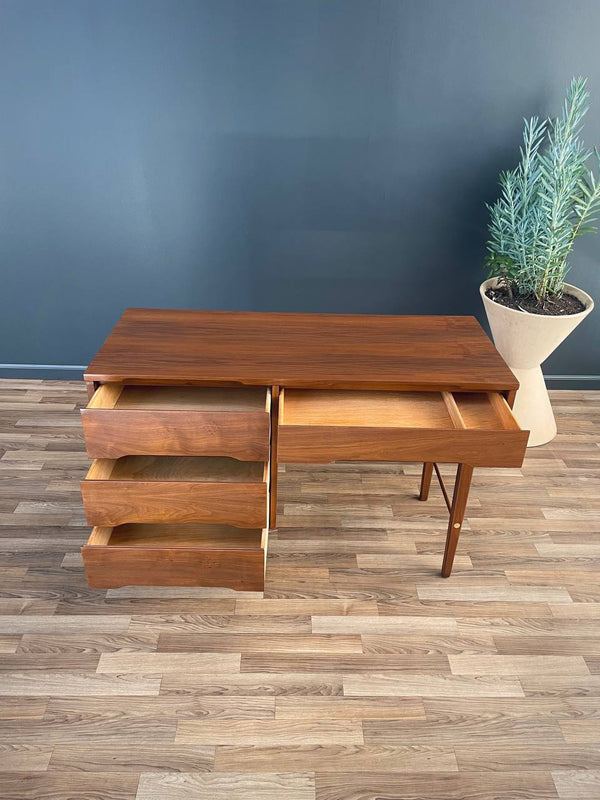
79 384 271 591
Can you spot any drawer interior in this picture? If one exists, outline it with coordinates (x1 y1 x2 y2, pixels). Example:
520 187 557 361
453 392 520 430
280 390 454 428
87 384 270 413
280 389 519 431
85 456 267 483
87 523 266 549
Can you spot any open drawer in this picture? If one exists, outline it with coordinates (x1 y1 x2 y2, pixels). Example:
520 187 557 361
277 389 529 467
82 523 268 590
81 456 268 528
81 385 270 461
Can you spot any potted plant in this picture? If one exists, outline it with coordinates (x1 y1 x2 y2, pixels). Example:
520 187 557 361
481 77 598 446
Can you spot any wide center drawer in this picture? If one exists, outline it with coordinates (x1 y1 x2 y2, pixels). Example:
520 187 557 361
82 523 268 591
81 385 271 460
277 389 529 467
81 456 268 527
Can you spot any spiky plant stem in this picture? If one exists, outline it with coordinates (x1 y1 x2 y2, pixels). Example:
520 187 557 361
486 77 600 306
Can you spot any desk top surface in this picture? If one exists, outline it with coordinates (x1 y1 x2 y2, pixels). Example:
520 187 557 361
85 308 518 392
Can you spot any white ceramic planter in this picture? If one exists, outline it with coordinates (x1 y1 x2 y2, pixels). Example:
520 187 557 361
480 278 594 446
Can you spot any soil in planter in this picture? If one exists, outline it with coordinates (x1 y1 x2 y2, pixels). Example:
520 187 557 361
486 286 586 316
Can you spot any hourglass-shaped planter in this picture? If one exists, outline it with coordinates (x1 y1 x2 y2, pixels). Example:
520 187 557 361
480 278 594 447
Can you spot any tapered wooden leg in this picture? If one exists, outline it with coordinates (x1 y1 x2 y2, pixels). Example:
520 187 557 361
419 462 434 501
441 463 473 578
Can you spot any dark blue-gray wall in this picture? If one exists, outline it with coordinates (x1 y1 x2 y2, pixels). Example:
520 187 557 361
1 0 598 384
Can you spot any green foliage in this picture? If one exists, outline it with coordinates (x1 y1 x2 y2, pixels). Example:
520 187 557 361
486 77 600 303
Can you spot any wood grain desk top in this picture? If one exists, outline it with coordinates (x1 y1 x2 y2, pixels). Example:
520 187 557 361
85 308 518 392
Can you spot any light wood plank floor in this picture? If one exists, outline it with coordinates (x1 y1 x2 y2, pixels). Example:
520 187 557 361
0 379 599 800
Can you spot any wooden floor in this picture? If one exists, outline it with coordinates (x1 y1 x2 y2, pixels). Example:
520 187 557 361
0 379 599 800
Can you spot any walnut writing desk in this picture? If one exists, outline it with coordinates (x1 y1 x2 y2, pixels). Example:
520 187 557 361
79 309 528 590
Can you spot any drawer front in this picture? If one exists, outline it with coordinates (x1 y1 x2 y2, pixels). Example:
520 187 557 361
82 524 267 591
278 389 528 468
81 480 267 527
83 545 265 591
81 385 271 461
278 425 527 467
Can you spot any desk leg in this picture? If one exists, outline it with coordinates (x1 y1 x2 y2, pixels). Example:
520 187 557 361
441 463 473 578
419 462 434 501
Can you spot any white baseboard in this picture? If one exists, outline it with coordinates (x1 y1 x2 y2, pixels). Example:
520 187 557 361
544 375 600 380
0 364 86 371
1 364 598 385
